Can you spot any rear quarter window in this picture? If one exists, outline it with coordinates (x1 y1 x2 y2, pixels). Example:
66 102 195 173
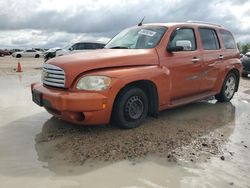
220 29 236 49
199 28 220 50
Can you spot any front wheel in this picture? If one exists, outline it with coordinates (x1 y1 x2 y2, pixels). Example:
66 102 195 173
215 73 237 102
35 54 40 58
113 87 148 129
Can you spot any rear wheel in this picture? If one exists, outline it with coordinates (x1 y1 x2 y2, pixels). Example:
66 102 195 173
35 54 40 58
215 72 237 102
16 54 21 58
113 87 148 129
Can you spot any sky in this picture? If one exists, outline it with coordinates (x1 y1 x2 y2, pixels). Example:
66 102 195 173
0 0 250 49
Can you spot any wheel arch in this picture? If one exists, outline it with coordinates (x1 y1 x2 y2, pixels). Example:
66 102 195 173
16 53 21 58
112 79 159 118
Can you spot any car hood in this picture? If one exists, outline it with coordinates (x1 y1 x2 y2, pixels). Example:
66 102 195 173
47 49 159 88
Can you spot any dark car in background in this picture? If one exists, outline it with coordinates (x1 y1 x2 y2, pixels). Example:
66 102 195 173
241 52 250 77
0 49 11 56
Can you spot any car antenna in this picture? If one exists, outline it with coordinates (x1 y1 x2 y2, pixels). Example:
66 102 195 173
138 16 145 26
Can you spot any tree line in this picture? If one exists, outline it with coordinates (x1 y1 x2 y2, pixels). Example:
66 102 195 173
237 43 250 54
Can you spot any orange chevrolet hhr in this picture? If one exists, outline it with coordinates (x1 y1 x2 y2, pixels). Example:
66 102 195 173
32 22 242 129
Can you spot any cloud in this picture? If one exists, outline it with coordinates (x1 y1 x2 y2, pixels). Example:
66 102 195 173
0 0 249 48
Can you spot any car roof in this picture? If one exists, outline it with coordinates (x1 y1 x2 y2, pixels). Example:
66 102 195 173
143 22 227 30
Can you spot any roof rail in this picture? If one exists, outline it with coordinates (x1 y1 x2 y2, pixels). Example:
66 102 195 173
187 20 222 27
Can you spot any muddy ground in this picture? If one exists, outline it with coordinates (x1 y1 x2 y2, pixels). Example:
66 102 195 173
0 56 250 187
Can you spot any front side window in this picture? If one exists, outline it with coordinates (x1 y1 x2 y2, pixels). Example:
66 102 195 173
168 28 197 51
199 28 220 50
105 26 167 49
220 29 236 49
77 43 86 50
71 44 79 50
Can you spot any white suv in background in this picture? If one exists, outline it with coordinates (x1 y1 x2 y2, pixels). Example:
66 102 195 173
55 42 105 57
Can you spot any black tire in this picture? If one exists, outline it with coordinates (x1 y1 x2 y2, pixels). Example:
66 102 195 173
215 72 237 102
113 87 148 129
35 54 40 58
16 54 21 58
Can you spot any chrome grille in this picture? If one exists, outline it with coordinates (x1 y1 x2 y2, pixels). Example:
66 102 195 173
42 64 65 88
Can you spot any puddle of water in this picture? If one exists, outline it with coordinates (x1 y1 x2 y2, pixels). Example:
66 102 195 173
0 73 250 188
244 89 250 95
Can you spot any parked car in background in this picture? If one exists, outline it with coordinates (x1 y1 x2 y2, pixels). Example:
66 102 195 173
33 48 45 53
12 49 43 58
55 42 105 57
241 52 250 77
44 47 62 62
0 49 11 56
10 49 22 54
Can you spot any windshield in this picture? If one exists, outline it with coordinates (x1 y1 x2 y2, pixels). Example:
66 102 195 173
105 26 167 49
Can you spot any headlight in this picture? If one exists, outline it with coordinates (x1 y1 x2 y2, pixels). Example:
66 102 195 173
76 76 111 91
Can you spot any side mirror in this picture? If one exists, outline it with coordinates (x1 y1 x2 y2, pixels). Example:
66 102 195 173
167 46 184 52
167 40 192 52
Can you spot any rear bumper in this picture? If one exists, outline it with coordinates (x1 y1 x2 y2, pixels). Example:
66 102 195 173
31 83 112 125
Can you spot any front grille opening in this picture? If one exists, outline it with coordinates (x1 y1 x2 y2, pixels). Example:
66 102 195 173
42 64 65 88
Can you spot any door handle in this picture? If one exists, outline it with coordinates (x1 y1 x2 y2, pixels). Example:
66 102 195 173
219 55 224 60
192 57 200 63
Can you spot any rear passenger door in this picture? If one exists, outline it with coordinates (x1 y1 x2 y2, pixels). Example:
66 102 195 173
198 28 222 92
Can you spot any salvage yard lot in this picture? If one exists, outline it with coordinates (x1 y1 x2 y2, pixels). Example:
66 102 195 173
0 56 250 187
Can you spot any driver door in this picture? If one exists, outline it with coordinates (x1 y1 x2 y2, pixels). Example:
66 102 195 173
162 27 203 101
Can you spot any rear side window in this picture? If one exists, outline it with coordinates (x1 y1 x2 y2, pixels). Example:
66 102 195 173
169 28 197 51
199 28 220 50
220 30 236 49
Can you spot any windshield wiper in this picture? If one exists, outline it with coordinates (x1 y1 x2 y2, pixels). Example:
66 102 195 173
110 46 129 49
